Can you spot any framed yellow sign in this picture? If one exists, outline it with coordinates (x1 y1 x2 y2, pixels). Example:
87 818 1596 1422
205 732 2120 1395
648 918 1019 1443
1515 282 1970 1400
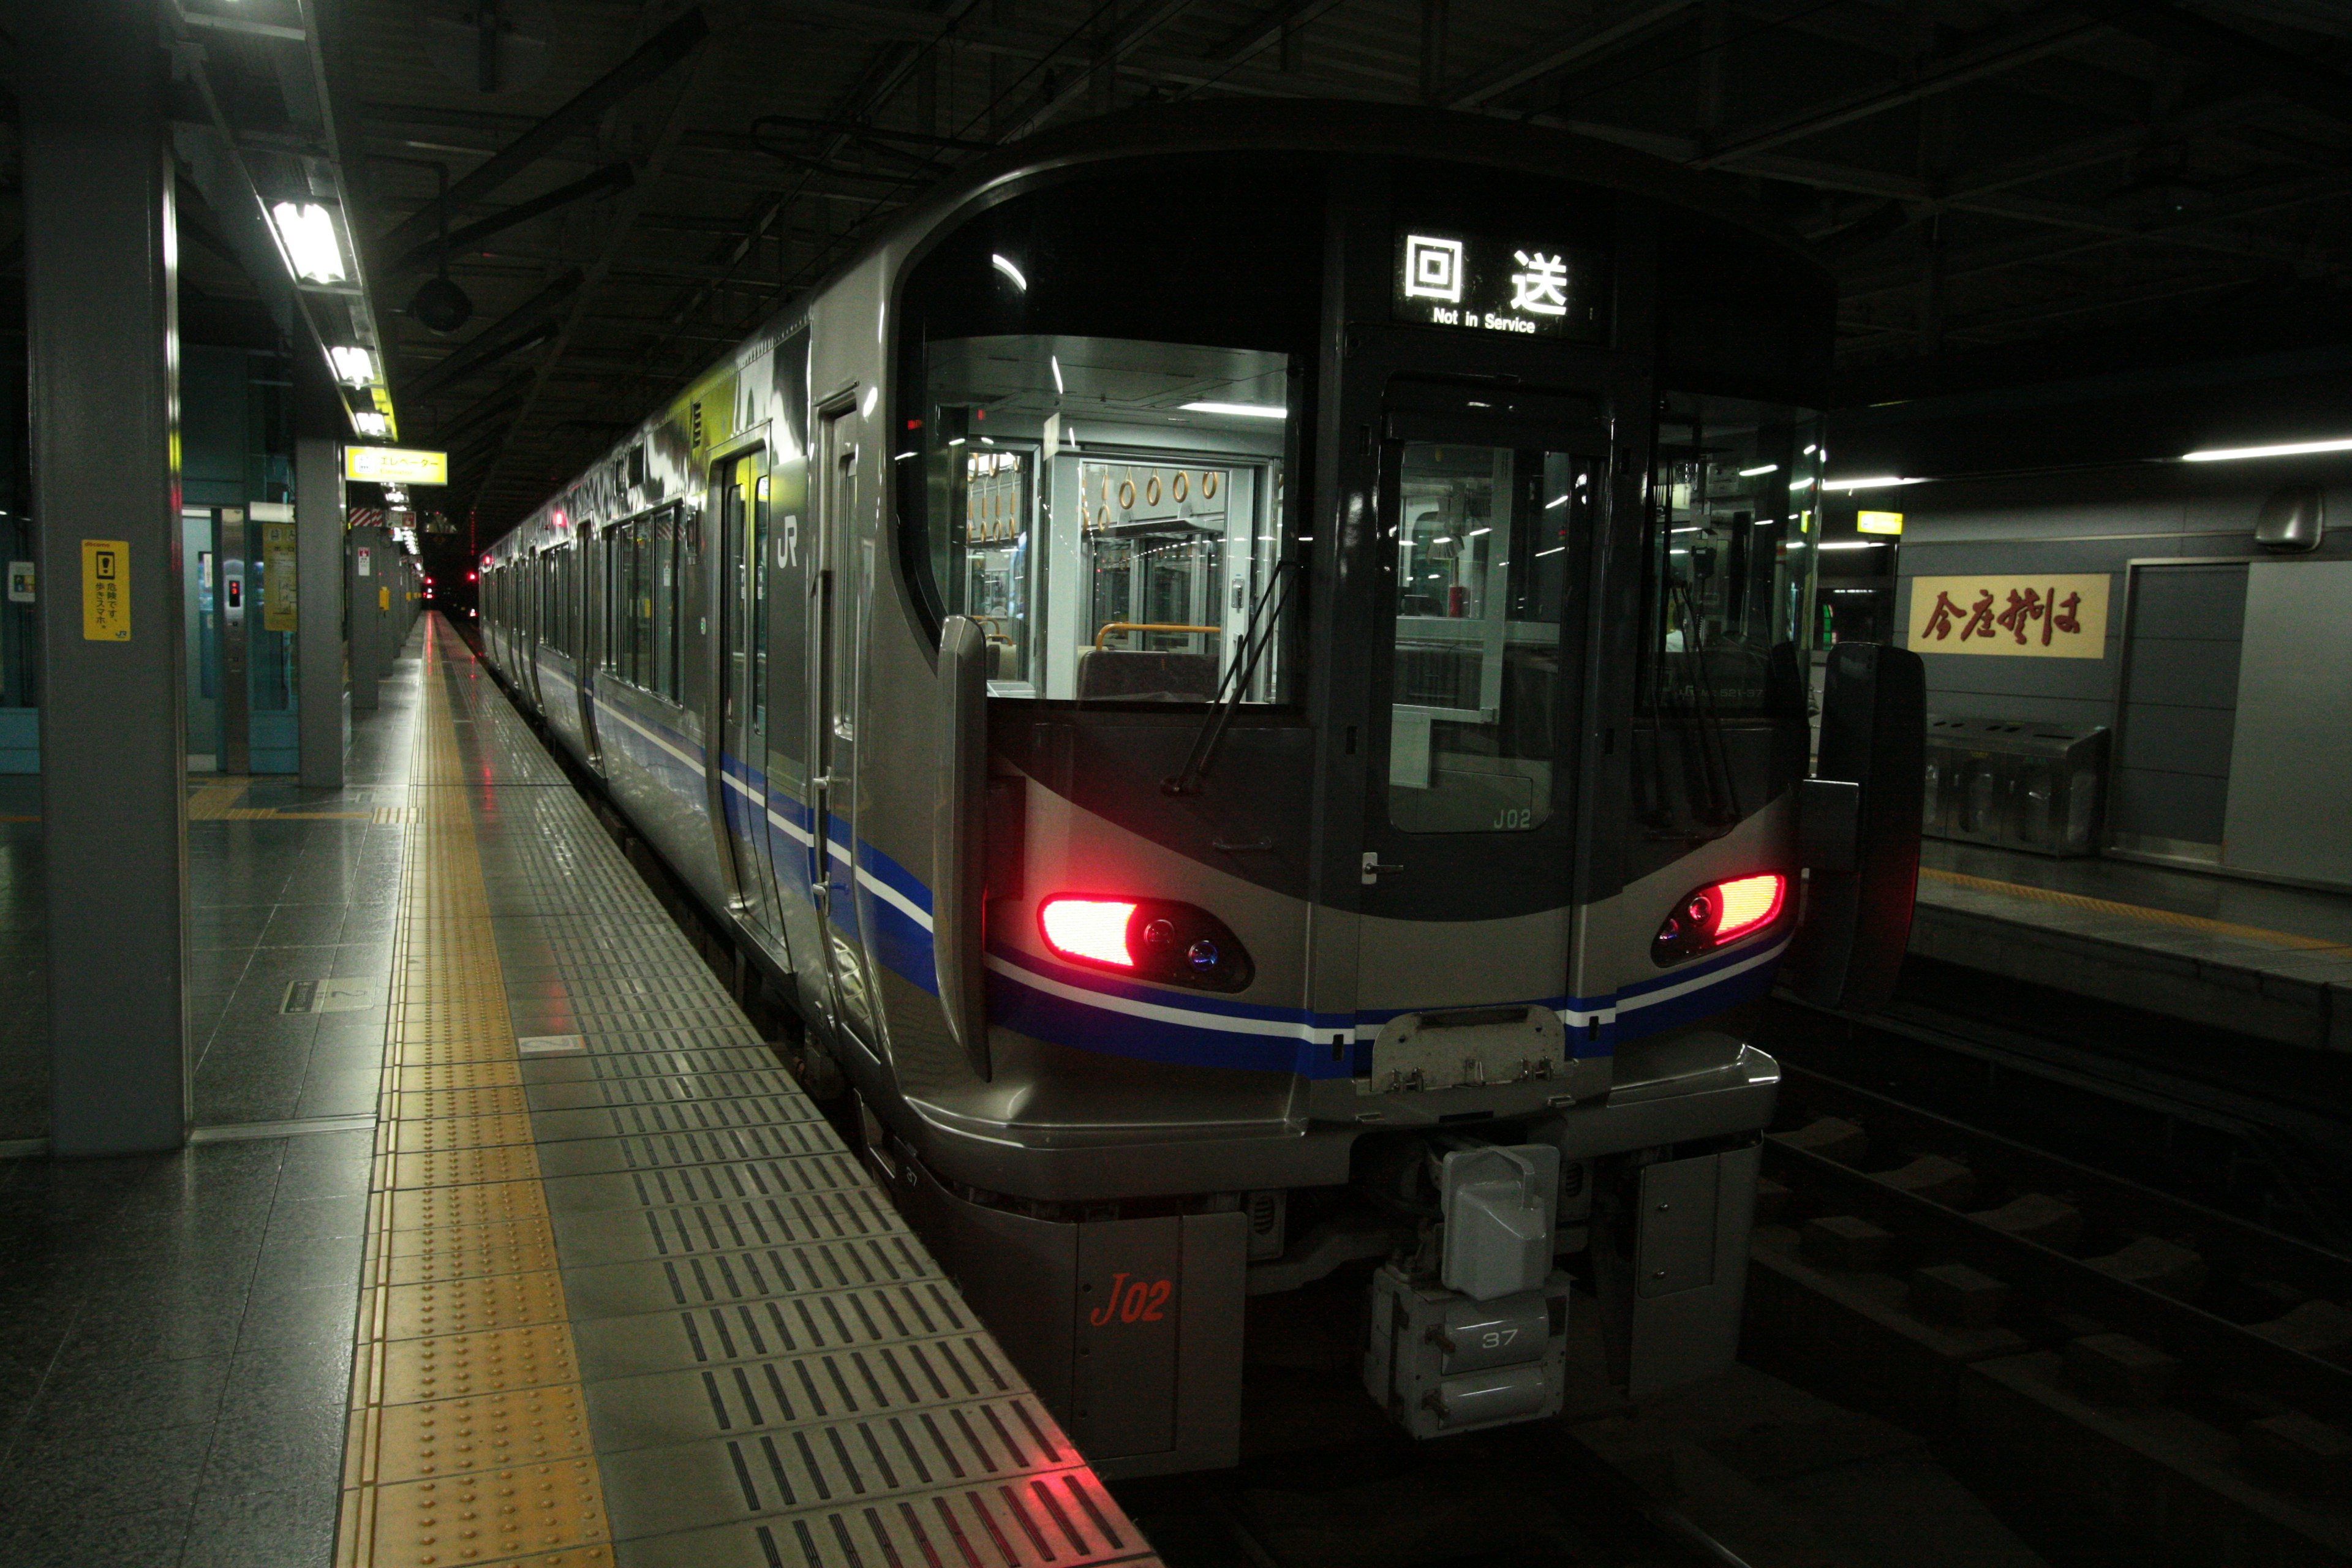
81 539 129 641
344 445 448 485
1907 573 2109 658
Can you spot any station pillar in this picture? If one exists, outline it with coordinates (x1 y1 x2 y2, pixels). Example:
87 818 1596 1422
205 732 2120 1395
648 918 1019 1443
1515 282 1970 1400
295 347 347 788
22 0 189 1152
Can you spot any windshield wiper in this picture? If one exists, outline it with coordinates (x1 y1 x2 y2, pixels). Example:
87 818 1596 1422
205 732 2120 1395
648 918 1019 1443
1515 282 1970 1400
1163 559 1298 796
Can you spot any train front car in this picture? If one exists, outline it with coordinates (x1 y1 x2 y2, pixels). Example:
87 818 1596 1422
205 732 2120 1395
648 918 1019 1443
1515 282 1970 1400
846 106 1914 1478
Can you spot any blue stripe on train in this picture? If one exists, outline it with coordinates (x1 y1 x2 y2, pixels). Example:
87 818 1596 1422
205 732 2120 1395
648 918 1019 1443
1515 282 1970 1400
568 680 1783 1075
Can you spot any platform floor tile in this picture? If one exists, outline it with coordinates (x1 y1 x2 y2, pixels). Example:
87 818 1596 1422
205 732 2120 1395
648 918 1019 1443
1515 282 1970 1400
333 619 1157 1568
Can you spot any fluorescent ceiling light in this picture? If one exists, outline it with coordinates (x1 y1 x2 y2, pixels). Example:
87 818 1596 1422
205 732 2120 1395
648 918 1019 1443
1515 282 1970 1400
1740 464 1779 477
1180 401 1286 419
329 346 375 385
2182 436 2352 462
1817 540 1887 551
352 411 389 437
1050 355 1064 395
271 202 345 284
990 254 1027 291
1822 475 1919 491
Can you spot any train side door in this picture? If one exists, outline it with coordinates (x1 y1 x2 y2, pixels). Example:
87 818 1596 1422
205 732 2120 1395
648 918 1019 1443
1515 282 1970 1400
717 451 786 946
809 401 876 1041
1352 390 1604 1064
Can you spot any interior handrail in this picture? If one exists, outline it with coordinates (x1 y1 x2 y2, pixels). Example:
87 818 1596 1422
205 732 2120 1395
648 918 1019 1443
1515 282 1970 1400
1093 621 1222 650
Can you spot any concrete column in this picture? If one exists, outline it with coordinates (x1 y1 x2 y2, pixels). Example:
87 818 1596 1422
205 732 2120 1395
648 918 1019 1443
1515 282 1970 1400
295 436 347 785
348 524 390 709
23 0 188 1152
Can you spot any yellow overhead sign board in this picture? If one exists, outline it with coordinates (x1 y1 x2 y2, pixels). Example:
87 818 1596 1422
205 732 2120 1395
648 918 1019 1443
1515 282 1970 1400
344 445 448 485
1856 510 1904 535
1907 573 2109 659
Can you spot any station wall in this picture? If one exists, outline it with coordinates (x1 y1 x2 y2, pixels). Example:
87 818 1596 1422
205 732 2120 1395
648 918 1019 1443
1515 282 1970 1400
1887 469 2352 884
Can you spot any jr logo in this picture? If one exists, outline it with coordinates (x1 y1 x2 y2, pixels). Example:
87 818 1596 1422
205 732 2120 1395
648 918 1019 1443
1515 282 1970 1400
780 514 799 569
1087 1272 1172 1327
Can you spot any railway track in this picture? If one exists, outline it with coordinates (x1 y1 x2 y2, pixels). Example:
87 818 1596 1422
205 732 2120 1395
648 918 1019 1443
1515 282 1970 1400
1748 1062 2352 1566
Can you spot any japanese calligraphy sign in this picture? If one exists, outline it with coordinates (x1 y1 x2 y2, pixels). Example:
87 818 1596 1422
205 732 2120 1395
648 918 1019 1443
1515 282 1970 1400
1392 229 1608 341
81 539 129 642
1907 573 2109 659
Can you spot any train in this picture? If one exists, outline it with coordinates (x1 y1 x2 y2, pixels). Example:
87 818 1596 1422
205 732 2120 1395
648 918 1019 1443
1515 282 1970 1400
475 100 1925 1477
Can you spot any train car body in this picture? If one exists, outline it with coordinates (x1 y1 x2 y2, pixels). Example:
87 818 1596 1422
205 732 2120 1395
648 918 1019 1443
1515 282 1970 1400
478 102 1919 1477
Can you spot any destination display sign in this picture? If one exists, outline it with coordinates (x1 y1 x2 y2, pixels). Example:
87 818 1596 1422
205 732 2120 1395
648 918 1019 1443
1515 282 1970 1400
1392 230 1607 341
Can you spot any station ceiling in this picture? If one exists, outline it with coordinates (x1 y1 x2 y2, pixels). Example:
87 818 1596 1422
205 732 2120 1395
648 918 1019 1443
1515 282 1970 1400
173 0 2352 535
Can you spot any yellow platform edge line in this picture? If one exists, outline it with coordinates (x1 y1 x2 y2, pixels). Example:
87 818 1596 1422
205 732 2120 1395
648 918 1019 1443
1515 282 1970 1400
1918 865 2352 957
335 617 614 1568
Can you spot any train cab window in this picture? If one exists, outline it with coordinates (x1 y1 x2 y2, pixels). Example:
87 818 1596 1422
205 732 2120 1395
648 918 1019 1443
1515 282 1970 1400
918 338 1293 703
1384 442 1583 834
897 159 1320 706
1646 393 1823 715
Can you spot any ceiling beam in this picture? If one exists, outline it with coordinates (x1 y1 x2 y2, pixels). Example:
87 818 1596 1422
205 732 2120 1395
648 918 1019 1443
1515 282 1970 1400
374 7 709 260
1691 8 2105 168
2079 0 2352 134
383 163 633 276
1444 0 1695 111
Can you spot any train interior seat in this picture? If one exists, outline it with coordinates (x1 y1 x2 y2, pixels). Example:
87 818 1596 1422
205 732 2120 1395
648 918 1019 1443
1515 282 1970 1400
1075 648 1219 702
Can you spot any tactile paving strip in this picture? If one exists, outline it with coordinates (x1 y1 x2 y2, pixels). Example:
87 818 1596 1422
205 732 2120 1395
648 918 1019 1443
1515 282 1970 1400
337 620 1156 1568
338 620 616 1568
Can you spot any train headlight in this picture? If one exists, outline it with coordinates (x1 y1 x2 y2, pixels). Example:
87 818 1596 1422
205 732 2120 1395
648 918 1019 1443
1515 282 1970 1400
1651 872 1787 966
1038 895 1254 992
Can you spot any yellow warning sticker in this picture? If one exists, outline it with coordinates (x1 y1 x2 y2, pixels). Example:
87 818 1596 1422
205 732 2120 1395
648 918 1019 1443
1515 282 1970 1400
379 584 391 611
81 539 129 641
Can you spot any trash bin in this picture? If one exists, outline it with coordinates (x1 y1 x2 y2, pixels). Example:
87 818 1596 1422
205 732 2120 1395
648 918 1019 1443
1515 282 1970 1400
1923 716 2108 857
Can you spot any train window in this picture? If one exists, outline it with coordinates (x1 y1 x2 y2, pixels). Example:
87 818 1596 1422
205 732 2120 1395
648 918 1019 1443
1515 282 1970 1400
1385 443 1582 834
915 336 1295 704
896 159 1320 705
1646 392 1823 715
604 506 687 699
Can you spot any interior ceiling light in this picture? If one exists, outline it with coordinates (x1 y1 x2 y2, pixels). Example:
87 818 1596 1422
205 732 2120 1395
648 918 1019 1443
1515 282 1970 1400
353 411 390 437
270 201 346 284
2182 436 2352 462
1739 464 1779 477
330 346 375 385
1816 540 1888 551
990 254 1027 291
1181 401 1287 419
1821 475 1920 491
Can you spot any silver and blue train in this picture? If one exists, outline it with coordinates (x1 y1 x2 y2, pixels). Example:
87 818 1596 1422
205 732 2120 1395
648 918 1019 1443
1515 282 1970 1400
477 101 1924 1477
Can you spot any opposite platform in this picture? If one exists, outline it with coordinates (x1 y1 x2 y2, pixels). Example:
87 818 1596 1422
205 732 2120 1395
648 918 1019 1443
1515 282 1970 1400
1910 840 2352 1054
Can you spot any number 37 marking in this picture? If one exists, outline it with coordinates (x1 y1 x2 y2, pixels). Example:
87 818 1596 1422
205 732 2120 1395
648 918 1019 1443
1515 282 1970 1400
1087 1272 1171 1327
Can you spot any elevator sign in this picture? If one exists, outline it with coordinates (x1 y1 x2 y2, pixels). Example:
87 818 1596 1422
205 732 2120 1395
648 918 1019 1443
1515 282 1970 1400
344 445 448 486
1393 230 1607 341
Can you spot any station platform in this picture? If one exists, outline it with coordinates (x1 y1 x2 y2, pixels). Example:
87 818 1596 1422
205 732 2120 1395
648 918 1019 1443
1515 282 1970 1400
1908 840 2352 1054
0 616 1153 1568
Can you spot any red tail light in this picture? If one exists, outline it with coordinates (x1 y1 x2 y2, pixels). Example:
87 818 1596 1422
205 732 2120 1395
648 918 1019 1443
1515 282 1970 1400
1653 872 1787 965
1035 895 1255 991
1039 898 1138 968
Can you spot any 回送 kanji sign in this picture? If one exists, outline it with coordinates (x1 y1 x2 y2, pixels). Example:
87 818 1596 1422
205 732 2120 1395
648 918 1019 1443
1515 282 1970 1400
1906 573 2109 659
